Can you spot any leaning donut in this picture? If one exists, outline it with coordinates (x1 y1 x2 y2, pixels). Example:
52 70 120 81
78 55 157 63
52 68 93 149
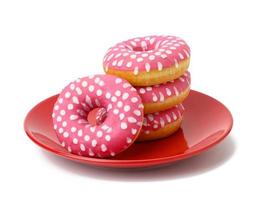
52 74 144 158
103 35 190 86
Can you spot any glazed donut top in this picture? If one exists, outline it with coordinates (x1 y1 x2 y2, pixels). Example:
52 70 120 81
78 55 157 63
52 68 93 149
136 71 191 104
142 103 185 133
103 35 190 74
52 74 144 157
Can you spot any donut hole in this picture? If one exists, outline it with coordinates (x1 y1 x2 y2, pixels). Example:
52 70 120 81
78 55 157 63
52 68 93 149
87 107 107 126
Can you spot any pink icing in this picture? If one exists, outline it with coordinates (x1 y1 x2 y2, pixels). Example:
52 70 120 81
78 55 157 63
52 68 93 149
103 35 190 75
141 103 185 133
135 71 191 104
52 74 144 158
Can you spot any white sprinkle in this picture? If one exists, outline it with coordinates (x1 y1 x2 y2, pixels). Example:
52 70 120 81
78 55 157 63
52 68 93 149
148 114 154 121
56 116 62 122
95 99 100 107
62 121 67 127
145 63 150 72
76 87 82 95
77 129 83 137
97 131 103 137
150 38 155 44
131 128 137 135
166 114 171 123
123 83 131 88
117 59 124 67
58 128 64 134
122 92 129 100
60 109 66 116
153 124 158 129
117 101 123 108
174 59 179 68
115 78 122 84
105 92 111 99
128 117 137 123
101 144 107 152
80 144 85 151
70 115 78 120
81 81 88 87
113 109 119 115
130 54 137 59
96 89 102 96
72 96 79 104
172 112 177 120
105 135 111 141
71 126 77 132
131 97 138 103
58 98 63 104
107 53 114 61
152 93 158 102
65 92 71 98
157 62 163 71
174 86 179 96
142 53 148 57
161 54 167 59
119 113 125 120
159 92 164 102
133 110 141 116
67 103 73 110
63 132 69 138
99 80 104 86
126 137 132 144
91 139 97 147
111 96 117 102
54 105 59 110
133 66 139 75
149 55 155 60
137 57 143 62
89 85 94 92
166 88 172 96
112 60 117 66
115 53 122 58
126 61 132 68
115 90 121 97
70 84 75 90
139 88 146 94
73 138 78 144
124 105 130 112
84 135 90 141
120 122 127 129
130 41 137 46
145 87 151 91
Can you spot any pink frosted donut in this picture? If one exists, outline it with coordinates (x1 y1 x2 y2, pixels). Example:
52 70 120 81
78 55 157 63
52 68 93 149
103 35 191 86
52 74 144 158
137 103 185 142
136 71 191 114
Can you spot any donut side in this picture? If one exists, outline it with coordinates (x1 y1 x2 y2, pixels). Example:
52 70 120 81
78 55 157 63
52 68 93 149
137 103 185 142
104 58 190 86
136 72 191 113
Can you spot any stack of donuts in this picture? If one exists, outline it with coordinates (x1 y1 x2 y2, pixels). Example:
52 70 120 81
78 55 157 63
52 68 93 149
103 35 191 142
52 35 191 158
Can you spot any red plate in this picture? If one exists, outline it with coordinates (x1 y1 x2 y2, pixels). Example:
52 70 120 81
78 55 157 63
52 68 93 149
24 90 233 168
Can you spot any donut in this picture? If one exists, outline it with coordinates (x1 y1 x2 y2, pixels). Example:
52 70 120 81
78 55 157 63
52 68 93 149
52 74 144 158
137 103 185 142
136 71 190 114
103 35 190 86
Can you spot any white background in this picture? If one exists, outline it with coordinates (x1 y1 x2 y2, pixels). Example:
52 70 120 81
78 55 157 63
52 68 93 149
0 0 274 199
